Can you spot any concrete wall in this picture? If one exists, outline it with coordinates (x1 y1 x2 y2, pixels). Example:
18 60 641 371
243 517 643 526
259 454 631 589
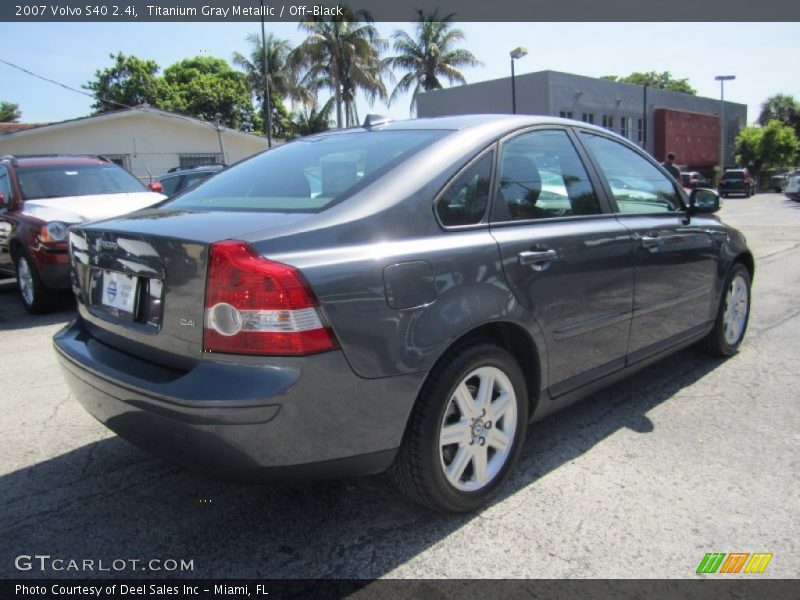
417 71 552 117
418 70 747 166
0 111 269 181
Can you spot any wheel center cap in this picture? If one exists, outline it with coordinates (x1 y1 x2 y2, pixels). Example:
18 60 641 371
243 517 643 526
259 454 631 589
472 420 485 437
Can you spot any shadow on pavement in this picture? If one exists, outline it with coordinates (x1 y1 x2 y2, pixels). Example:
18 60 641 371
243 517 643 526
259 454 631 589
0 343 723 580
0 279 75 331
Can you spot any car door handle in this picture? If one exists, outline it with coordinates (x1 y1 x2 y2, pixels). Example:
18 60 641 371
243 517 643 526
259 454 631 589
518 249 558 265
640 235 661 248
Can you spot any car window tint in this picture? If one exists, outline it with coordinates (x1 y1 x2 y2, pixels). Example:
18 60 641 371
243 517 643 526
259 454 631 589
181 172 211 191
168 130 446 213
159 175 183 197
582 133 682 214
0 167 11 199
498 129 601 221
436 151 493 227
16 164 145 200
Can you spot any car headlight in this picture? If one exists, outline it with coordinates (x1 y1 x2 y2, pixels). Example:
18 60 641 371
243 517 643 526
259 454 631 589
42 221 69 242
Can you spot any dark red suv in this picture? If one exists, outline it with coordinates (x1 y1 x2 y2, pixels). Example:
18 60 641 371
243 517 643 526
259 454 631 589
0 155 165 313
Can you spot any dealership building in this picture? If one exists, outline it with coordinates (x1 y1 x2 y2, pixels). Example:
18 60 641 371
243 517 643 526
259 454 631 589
417 70 747 176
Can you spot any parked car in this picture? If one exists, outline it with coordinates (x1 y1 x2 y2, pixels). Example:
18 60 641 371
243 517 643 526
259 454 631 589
151 163 226 197
680 171 711 189
770 172 791 193
53 116 753 512
718 168 756 197
0 154 166 313
785 171 800 201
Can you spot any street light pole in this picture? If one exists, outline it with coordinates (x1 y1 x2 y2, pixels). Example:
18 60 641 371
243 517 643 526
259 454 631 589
509 47 527 114
213 113 227 164
715 75 736 186
642 83 648 151
260 0 273 148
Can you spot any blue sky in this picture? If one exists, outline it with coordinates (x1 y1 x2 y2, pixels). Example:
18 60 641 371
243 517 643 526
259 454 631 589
1 21 798 126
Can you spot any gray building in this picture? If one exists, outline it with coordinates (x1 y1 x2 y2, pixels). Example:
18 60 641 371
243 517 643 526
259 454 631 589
417 70 747 169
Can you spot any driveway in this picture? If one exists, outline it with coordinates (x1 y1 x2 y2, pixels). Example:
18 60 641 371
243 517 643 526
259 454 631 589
1 193 798 579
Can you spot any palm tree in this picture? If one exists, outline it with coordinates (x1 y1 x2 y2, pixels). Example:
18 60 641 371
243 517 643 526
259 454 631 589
386 10 482 116
293 97 336 137
232 32 305 106
290 6 387 128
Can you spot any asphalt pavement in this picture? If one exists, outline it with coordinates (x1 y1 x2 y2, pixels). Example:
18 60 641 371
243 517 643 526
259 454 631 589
0 192 798 580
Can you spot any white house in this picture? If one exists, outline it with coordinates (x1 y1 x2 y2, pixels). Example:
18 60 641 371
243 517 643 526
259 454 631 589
0 107 270 181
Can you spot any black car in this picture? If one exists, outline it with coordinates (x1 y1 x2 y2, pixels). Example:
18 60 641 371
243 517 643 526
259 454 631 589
150 164 226 197
719 168 756 198
53 115 754 512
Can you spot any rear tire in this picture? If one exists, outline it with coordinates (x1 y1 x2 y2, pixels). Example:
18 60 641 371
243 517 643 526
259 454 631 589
390 343 529 512
699 263 751 357
15 251 53 314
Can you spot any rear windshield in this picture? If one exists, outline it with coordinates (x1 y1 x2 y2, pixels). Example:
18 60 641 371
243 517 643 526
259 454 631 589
17 164 146 199
724 171 744 180
166 130 446 212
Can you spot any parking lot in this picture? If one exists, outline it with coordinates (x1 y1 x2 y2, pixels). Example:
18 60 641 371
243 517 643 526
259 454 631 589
1 192 798 580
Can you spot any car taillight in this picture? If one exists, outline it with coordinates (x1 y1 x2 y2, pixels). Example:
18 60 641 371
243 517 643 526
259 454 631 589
203 240 338 356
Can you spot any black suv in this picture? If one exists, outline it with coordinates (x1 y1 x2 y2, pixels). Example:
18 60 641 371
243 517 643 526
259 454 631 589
719 168 756 198
151 164 226 197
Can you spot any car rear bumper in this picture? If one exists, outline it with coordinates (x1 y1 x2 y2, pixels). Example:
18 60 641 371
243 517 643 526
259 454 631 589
53 318 424 480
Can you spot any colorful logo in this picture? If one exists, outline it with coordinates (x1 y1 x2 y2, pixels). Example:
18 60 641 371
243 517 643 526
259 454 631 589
696 552 773 574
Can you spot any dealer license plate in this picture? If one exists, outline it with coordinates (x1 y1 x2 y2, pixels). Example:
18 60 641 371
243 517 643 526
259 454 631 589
100 270 138 315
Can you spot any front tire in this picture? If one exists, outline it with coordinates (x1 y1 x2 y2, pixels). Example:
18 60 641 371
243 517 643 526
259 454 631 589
390 344 529 512
15 252 52 314
699 263 751 356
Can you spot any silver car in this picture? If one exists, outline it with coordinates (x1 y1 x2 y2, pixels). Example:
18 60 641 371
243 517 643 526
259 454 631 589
54 115 753 512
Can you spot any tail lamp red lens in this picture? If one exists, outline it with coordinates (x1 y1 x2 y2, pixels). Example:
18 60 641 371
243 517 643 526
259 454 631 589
203 240 338 355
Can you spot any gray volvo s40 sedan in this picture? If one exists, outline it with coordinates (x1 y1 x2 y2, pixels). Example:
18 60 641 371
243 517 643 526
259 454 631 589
54 115 753 512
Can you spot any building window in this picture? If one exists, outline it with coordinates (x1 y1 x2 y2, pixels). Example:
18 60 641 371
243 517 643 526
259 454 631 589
559 111 573 119
103 154 130 170
602 115 614 130
179 153 223 168
637 118 644 143
619 117 630 139
582 113 594 124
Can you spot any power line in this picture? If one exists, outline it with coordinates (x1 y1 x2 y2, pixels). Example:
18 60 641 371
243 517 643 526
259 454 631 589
0 57 223 133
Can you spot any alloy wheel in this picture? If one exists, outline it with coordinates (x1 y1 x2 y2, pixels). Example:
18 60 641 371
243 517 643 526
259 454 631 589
17 257 35 307
723 273 749 346
439 366 518 492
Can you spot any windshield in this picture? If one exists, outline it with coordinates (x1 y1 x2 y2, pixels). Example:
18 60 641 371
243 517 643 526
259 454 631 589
17 164 146 200
166 130 447 212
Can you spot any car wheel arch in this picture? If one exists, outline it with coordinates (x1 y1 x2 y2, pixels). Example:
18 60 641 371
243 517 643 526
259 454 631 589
418 320 545 423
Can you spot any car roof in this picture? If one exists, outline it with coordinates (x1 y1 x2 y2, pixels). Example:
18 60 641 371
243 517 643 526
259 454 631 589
5 155 110 168
306 114 621 147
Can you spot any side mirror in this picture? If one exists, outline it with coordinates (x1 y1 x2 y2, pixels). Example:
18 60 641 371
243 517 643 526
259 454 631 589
148 182 164 193
688 188 720 214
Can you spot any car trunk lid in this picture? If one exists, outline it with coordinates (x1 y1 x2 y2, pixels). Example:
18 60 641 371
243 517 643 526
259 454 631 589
69 208 311 369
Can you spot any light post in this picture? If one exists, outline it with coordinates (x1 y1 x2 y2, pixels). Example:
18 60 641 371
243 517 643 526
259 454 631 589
509 47 528 114
642 83 648 151
213 113 227 164
260 0 273 148
715 75 735 186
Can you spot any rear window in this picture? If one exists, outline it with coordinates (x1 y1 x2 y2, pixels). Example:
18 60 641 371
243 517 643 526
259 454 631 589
724 171 744 180
166 130 446 213
17 164 146 199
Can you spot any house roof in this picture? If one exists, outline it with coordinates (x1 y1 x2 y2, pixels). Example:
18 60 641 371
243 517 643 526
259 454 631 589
0 122 49 134
0 107 268 143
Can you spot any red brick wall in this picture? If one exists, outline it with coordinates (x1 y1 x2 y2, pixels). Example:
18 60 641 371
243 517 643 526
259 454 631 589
653 108 719 168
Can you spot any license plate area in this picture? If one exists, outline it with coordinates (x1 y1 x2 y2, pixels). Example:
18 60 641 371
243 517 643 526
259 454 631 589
99 269 139 320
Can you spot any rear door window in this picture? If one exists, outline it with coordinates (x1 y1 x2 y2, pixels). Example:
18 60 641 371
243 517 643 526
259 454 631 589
494 129 602 221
